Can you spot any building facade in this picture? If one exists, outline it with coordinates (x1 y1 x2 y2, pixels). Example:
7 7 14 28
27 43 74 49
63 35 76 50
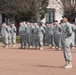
41 0 63 23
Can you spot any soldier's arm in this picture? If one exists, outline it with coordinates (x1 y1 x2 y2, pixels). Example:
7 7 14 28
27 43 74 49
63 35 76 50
14 27 17 33
66 25 72 36
6 26 9 33
1 27 3 35
42 27 45 34
59 25 61 32
72 25 76 32
19 27 21 36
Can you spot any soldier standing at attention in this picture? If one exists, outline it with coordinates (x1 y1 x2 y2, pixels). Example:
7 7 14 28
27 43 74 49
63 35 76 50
62 15 73 69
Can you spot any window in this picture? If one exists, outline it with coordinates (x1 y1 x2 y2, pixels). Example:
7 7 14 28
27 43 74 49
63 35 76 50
46 9 55 22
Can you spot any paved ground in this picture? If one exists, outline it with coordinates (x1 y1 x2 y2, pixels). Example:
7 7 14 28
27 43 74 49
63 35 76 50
0 43 76 75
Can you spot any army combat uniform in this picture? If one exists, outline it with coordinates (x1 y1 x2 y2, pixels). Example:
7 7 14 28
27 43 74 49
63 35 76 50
11 25 16 46
38 26 45 50
19 24 25 48
61 22 72 69
1 25 9 47
8 26 12 46
48 25 55 48
53 24 61 49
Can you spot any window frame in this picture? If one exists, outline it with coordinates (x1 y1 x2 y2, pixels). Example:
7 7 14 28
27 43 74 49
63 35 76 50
46 8 55 22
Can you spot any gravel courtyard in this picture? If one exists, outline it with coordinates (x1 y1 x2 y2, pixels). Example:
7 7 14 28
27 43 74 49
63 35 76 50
0 43 76 75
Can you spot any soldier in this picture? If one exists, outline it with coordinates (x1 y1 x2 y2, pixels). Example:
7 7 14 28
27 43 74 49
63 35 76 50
11 23 16 47
70 23 76 49
60 20 65 50
48 22 55 48
44 22 49 45
62 15 73 69
22 21 28 49
19 22 25 49
8 25 12 46
38 22 45 50
30 23 34 48
1 24 5 47
53 20 61 50
74 23 76 46
42 22 46 46
32 23 39 49
26 22 35 49
1 23 9 48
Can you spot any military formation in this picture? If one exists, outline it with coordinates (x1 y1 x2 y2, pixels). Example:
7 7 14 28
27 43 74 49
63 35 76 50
18 19 76 51
1 15 76 69
1 23 16 48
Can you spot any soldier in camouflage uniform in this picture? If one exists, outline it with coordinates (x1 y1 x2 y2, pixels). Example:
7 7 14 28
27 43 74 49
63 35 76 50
48 22 55 48
38 22 45 50
61 15 73 69
19 22 25 49
11 23 17 47
1 23 9 48
53 20 61 50
8 25 12 46
32 23 39 49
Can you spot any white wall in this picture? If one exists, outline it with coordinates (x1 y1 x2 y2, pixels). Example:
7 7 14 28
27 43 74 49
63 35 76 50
48 0 63 22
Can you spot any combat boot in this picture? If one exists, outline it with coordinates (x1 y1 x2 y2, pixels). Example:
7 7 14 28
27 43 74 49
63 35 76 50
29 46 33 49
64 61 72 69
52 46 55 49
49 44 52 48
40 47 43 50
58 48 62 51
24 46 28 49
12 44 16 47
5 45 8 48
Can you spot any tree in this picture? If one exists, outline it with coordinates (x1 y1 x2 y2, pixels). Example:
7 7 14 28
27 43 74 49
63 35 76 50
0 0 48 35
0 0 48 22
55 0 76 22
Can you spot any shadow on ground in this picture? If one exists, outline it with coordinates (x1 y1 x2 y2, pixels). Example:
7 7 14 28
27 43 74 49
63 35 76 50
30 65 63 69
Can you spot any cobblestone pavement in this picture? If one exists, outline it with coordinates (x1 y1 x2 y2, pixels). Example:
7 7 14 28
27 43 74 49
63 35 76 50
0 43 76 75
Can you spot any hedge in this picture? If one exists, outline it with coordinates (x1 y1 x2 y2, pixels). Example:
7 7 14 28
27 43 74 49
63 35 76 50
0 36 20 43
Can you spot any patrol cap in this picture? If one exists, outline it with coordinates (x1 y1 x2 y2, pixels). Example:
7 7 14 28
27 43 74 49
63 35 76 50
60 19 63 23
46 22 49 24
11 22 15 24
62 15 69 19
54 20 58 22
38 22 42 26
49 22 53 24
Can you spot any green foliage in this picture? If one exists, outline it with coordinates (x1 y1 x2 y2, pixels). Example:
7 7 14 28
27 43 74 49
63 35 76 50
16 36 20 43
0 36 20 43
0 36 2 42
